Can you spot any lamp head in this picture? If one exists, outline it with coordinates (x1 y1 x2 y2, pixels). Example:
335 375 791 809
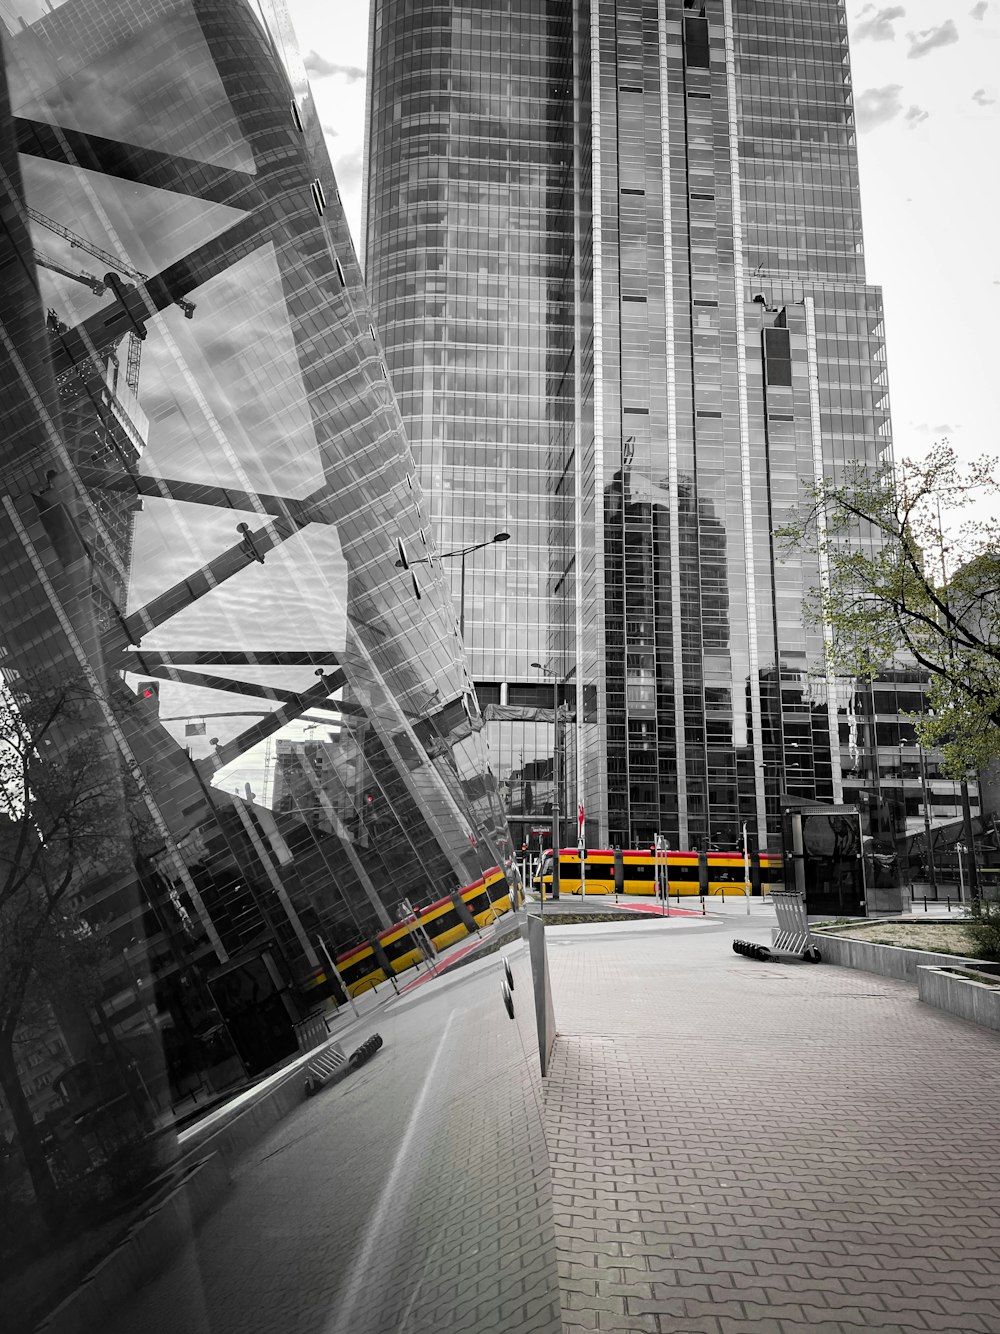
492 531 511 543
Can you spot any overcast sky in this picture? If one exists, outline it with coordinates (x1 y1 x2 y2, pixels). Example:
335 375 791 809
287 0 1000 478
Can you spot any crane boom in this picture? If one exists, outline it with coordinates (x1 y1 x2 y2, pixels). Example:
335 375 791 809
26 206 196 317
27 206 196 393
35 251 106 296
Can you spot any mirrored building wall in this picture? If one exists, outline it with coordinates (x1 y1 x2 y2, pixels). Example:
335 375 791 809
367 0 910 855
0 0 514 1066
0 11 569 1329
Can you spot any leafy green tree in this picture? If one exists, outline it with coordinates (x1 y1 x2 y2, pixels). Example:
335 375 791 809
0 673 137 1229
775 441 1000 776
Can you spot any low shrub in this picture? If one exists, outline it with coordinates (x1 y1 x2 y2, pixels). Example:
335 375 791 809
967 898 1000 962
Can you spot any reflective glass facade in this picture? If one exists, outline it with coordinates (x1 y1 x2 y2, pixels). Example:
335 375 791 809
366 0 911 854
1 0 514 951
0 7 561 1322
364 0 585 853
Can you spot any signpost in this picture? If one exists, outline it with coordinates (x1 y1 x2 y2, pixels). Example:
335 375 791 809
578 801 586 898
654 834 670 917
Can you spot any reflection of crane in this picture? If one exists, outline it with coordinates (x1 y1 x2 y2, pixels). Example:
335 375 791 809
260 735 275 809
35 250 106 296
27 206 195 394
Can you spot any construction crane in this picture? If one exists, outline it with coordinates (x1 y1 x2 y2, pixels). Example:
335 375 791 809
34 250 106 297
27 206 195 394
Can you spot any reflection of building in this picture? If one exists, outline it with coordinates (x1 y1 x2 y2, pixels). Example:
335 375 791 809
366 0 910 853
0 0 510 1129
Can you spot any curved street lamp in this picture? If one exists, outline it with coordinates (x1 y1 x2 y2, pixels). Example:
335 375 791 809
396 531 510 639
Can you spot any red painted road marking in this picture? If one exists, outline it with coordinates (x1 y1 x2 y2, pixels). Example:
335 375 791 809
398 936 484 994
614 902 705 917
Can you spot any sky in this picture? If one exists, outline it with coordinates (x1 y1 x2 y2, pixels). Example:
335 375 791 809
287 0 1000 484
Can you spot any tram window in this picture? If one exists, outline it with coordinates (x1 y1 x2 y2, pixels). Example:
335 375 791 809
338 951 375 985
381 930 420 962
425 907 462 935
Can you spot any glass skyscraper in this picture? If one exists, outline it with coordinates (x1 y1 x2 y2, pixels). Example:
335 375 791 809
365 0 922 855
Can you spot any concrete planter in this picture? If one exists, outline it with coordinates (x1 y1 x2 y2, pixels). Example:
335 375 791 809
790 929 981 982
917 965 1000 1033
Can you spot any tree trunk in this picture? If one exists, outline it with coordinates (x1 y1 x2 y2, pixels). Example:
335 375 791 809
0 1031 62 1233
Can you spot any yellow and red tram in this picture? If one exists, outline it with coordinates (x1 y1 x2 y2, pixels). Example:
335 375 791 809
334 864 511 997
534 847 783 897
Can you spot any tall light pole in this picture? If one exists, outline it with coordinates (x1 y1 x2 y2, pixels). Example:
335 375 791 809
395 530 510 640
531 661 567 902
934 500 980 904
906 739 938 896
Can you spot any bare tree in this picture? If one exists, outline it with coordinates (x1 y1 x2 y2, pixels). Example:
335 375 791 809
0 672 138 1228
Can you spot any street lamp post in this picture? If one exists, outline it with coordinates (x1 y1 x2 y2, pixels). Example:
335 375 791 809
916 742 938 896
395 531 510 640
531 661 565 902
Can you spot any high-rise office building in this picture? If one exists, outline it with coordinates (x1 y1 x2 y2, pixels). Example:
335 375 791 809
365 0 936 854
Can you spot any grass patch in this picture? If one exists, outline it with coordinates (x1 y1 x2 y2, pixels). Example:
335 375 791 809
813 921 979 956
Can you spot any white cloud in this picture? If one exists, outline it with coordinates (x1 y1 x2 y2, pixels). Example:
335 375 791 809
333 149 364 195
905 104 930 126
906 19 960 57
303 50 366 81
855 5 907 41
970 2 988 19
972 88 996 105
855 84 904 129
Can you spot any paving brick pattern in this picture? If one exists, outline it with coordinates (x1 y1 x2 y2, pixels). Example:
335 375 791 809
543 922 1000 1334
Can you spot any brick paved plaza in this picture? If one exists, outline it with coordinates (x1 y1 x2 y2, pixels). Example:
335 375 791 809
544 914 1000 1333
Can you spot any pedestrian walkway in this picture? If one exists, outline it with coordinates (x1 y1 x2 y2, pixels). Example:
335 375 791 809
33 911 1000 1334
543 915 1000 1333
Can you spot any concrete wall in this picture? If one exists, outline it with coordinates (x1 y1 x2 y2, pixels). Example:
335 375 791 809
795 930 981 983
918 966 1000 1033
178 1069 308 1169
